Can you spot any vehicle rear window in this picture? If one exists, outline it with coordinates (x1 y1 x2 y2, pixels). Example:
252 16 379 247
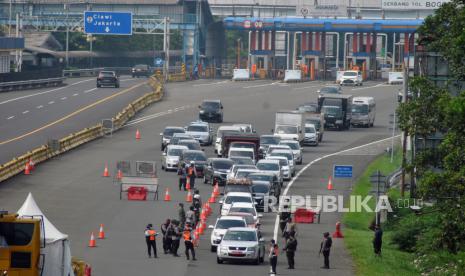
230 150 253 159
216 220 246 230
260 136 280 145
225 196 252 204
252 184 270 193
163 128 184 137
280 142 299 150
0 222 34 246
99 72 114 77
213 160 233 170
223 231 256 241
257 163 279 171
187 125 208 132
229 207 256 216
183 152 206 161
230 142 254 149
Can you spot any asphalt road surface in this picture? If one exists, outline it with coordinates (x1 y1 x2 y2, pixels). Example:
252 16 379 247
0 76 149 164
0 79 401 275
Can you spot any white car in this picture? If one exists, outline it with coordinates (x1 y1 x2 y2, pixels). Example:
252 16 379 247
185 121 212 146
215 126 243 156
279 140 303 165
304 123 319 146
220 192 254 216
232 123 255 133
228 147 256 163
216 227 265 265
340 70 363 86
227 164 257 181
227 202 261 226
233 168 260 180
161 145 189 171
268 149 295 171
209 216 247 252
264 144 291 159
255 159 283 185
267 156 292 180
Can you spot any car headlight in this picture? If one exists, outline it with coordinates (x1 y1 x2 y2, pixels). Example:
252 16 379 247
200 110 205 114
213 232 220 237
220 246 228 252
247 247 256 252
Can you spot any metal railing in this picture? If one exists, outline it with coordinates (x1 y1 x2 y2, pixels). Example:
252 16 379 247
0 77 65 92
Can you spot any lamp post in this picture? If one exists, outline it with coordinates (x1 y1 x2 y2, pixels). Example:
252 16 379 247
64 3 69 68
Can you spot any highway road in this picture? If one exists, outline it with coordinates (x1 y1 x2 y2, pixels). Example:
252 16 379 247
0 79 401 275
0 76 150 164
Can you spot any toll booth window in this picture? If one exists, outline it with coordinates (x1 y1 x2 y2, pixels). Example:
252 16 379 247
0 222 34 246
11 251 31 268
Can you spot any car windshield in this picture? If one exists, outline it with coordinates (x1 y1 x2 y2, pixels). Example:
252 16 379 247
225 196 252 204
229 207 256 216
280 142 299 150
252 184 270 194
217 129 240 137
187 125 208 132
323 106 342 116
320 87 339 93
231 157 254 165
270 158 288 166
99 71 114 77
179 141 200 150
202 101 220 110
344 71 357 76
163 128 184 137
235 171 255 178
216 220 246 230
183 152 206 161
260 136 280 145
297 105 318 112
233 165 256 173
212 160 233 170
306 119 320 129
270 152 292 161
248 174 273 182
352 105 368 114
275 126 298 134
305 127 316 133
167 148 184 156
230 142 254 149
230 150 253 159
257 163 279 171
223 230 256 242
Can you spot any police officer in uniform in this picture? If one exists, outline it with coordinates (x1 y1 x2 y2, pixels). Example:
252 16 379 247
187 161 197 189
161 219 171 254
144 224 158 258
284 233 297 269
183 224 196 261
171 221 181 257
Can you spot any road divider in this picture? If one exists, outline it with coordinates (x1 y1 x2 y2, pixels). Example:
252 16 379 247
232 69 250 81
0 76 164 183
284 70 302 83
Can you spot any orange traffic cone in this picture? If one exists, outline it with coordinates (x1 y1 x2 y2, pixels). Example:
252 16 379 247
135 129 141 140
29 158 35 171
213 181 219 197
327 176 333 190
186 177 191 190
24 162 31 175
186 190 193 202
102 163 110 177
332 221 344 238
200 208 206 221
164 188 171 201
116 169 123 180
208 191 216 203
205 202 211 216
98 224 105 239
88 232 96 247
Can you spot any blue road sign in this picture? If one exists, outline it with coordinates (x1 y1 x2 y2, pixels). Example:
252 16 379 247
333 165 353 178
154 57 164 67
84 11 132 35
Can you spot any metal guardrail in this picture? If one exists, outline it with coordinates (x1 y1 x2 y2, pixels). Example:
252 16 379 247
0 75 164 183
63 67 135 78
386 168 402 188
0 77 65 92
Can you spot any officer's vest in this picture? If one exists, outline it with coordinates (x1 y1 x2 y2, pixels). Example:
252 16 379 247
188 167 194 176
148 230 156 241
183 230 191 241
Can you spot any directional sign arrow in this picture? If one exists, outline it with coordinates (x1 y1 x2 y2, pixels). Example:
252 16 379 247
105 27 110 33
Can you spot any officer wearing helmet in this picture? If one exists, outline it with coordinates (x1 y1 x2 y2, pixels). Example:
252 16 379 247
187 161 197 189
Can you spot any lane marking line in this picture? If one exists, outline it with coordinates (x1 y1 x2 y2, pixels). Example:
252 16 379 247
48 101 55 105
0 78 93 106
193 80 229 87
292 84 324 90
84 88 97 94
7 116 14 120
36 105 43 109
125 105 191 126
350 83 388 91
272 135 401 241
243 81 280 89
22 110 29 114
61 97 67 100
72 93 79 96
0 82 145 146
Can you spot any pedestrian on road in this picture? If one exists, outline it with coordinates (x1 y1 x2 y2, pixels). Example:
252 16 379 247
187 161 197 190
193 189 202 206
161 219 171 254
279 209 291 236
284 233 297 269
178 164 187 191
186 206 196 227
269 239 279 275
373 225 383 257
178 203 186 230
319 232 332 269
171 221 181 257
183 223 197 261
144 224 158 258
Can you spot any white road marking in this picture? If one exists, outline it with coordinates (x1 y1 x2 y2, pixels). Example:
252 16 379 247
350 83 388 91
0 78 93 106
193 80 229 87
61 97 67 100
272 135 402 241
243 81 280 89
48 101 55 105
292 84 324 90
125 105 190 126
36 105 43 109
72 93 79 96
7 116 14 120
84 88 97 94
22 110 29 114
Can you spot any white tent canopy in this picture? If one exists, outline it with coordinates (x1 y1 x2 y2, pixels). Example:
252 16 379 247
17 193 74 276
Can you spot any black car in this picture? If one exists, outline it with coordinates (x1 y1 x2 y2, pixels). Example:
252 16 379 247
259 135 281 158
251 181 276 212
179 150 207 177
132 64 150 78
248 172 281 195
199 100 223 123
204 158 234 186
97 71 119 88
160 126 185 151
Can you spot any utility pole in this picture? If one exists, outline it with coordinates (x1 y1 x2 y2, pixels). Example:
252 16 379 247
8 0 12 36
163 17 170 81
65 3 69 68
370 170 386 226
400 61 409 197
236 38 241 69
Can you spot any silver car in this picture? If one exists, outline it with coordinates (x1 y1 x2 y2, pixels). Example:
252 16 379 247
185 121 212 146
279 140 303 165
161 145 188 171
216 227 265 265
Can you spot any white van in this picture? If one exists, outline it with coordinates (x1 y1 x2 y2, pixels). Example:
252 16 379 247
228 147 256 163
351 97 376 127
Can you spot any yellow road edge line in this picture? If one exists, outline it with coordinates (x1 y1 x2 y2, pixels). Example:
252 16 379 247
0 82 146 146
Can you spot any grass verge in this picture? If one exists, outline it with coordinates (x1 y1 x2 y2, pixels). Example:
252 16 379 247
342 150 420 276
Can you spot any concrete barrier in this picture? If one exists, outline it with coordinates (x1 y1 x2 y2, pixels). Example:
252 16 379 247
232 69 250 81
0 78 65 92
0 76 164 183
284 70 302 82
388 72 404 84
